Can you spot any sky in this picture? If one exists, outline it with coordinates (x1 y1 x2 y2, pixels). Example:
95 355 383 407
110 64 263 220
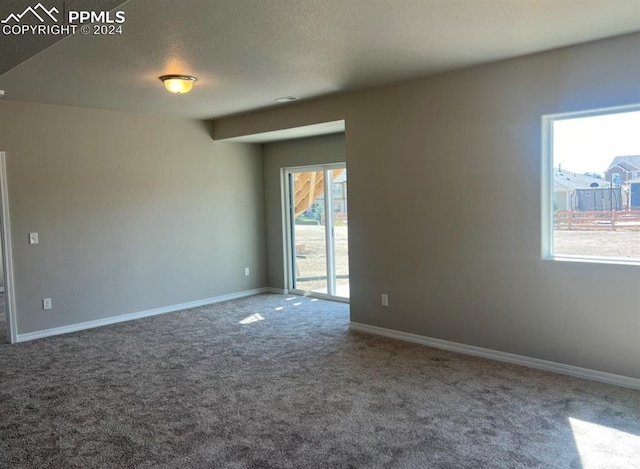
553 110 640 175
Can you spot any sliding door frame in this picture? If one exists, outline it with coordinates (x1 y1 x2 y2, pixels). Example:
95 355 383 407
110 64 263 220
282 163 349 303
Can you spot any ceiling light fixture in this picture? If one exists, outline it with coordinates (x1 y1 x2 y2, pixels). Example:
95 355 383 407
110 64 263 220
159 75 197 94
275 96 298 103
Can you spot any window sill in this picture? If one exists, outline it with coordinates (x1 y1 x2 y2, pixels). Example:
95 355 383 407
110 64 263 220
543 255 640 267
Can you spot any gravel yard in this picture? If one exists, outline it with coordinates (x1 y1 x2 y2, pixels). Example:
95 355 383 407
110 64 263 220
291 226 638 296
293 224 349 294
554 230 640 259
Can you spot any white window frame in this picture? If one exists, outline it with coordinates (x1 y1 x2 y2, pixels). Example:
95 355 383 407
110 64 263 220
541 103 640 266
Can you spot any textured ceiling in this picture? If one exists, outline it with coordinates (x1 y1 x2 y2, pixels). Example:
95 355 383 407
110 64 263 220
0 0 639 119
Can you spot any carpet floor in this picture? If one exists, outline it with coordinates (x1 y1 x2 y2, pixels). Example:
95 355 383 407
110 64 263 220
0 293 638 468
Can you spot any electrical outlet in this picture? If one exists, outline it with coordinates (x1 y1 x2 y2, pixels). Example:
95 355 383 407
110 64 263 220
244 267 250 276
381 293 389 307
42 298 52 310
29 232 39 244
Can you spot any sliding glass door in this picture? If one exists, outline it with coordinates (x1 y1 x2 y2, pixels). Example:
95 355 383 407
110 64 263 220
290 168 329 294
285 164 349 300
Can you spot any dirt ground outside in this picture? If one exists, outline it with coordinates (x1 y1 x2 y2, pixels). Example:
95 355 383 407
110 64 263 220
291 227 639 294
554 230 640 259
293 224 349 293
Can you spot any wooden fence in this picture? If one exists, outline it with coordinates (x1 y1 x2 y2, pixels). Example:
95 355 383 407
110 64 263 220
555 210 640 231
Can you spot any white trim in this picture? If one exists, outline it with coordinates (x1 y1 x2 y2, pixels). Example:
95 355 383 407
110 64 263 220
0 287 5 293
540 113 554 259
324 169 336 295
543 102 640 123
266 287 288 294
16 288 269 342
544 255 640 267
282 162 346 173
281 169 295 294
290 288 349 303
349 322 640 391
0 152 18 344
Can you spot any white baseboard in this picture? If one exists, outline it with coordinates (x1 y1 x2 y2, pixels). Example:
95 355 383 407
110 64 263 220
17 288 269 342
266 287 288 294
349 322 640 391
0 287 4 293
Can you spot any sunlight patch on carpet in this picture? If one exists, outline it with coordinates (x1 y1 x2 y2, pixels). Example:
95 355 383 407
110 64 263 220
239 313 265 325
569 417 640 469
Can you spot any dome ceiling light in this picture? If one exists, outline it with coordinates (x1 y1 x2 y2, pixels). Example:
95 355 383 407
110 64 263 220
159 75 197 94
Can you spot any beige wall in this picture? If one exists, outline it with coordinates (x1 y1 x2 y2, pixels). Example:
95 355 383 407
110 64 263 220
262 134 346 288
214 33 640 379
0 101 266 334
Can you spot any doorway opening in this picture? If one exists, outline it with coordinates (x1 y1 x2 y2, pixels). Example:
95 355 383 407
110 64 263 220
0 151 17 343
284 163 349 301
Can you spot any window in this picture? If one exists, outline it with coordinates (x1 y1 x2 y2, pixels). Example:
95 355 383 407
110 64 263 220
542 104 640 263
